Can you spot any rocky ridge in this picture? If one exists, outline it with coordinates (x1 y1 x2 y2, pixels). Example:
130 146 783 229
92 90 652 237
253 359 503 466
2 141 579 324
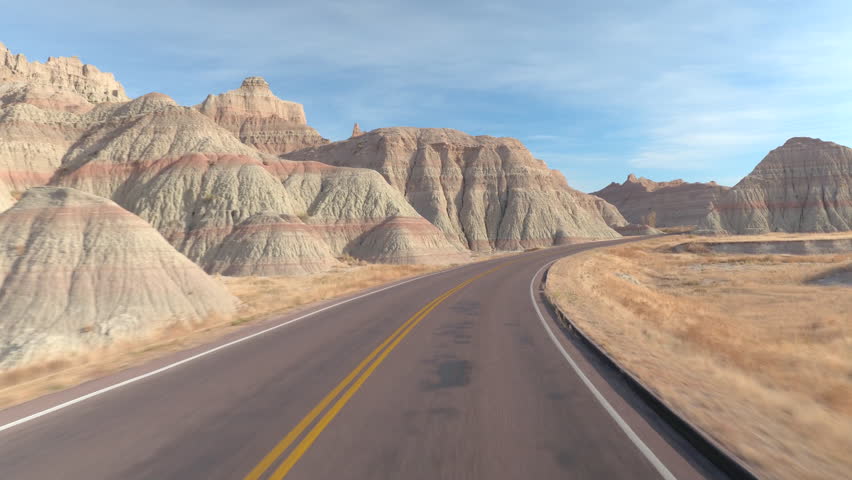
594 174 730 227
701 137 852 234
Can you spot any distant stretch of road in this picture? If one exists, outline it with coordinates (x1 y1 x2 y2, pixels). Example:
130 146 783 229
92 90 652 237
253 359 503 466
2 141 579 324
0 240 728 479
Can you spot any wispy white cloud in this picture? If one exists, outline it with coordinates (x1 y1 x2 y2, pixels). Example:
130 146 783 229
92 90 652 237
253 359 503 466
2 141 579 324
3 0 851 188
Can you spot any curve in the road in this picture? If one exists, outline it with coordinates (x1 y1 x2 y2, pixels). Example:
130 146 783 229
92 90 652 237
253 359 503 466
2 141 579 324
245 261 519 479
0 241 728 480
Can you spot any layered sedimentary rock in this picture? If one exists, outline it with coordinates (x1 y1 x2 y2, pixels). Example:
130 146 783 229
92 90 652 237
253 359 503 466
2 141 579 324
0 187 236 368
1 43 622 272
594 174 730 227
0 43 130 211
50 96 464 268
207 213 342 276
282 127 623 250
195 77 328 155
262 158 468 259
0 83 93 113
1 42 128 105
351 122 363 137
0 103 87 211
701 137 852 234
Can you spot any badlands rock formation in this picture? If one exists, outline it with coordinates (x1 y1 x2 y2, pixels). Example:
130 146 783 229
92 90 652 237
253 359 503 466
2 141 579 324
0 43 130 211
0 187 236 368
0 43 618 277
701 137 852 234
46 94 464 270
594 174 729 227
195 77 328 155
351 122 364 137
1 42 128 106
282 127 623 250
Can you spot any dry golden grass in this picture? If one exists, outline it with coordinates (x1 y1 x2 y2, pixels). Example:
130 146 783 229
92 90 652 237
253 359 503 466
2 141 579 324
0 262 455 409
545 234 852 480
222 262 453 326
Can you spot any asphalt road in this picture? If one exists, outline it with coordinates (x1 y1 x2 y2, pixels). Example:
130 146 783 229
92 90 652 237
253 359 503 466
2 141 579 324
0 240 729 479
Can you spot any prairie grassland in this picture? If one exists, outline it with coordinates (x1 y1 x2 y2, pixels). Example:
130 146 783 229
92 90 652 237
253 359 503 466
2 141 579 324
545 233 852 480
0 262 454 409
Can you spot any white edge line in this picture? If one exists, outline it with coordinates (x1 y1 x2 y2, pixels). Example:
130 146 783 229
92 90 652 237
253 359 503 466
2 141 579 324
0 266 463 434
530 261 678 480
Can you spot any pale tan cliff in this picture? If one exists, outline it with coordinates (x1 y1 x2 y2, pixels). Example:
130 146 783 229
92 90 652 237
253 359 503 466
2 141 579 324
701 137 852 234
195 77 328 155
0 187 236 369
282 127 623 250
594 174 730 227
0 42 128 106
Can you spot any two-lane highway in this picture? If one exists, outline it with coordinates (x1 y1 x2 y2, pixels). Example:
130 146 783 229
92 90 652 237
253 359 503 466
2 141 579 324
0 240 727 479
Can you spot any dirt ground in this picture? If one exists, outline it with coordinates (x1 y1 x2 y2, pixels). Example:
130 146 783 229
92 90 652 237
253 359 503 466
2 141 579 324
545 232 852 480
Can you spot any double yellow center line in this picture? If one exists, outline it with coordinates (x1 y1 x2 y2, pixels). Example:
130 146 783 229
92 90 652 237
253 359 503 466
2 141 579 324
244 261 514 479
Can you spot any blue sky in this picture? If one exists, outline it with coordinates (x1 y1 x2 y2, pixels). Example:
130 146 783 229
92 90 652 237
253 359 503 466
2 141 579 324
3 0 851 191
